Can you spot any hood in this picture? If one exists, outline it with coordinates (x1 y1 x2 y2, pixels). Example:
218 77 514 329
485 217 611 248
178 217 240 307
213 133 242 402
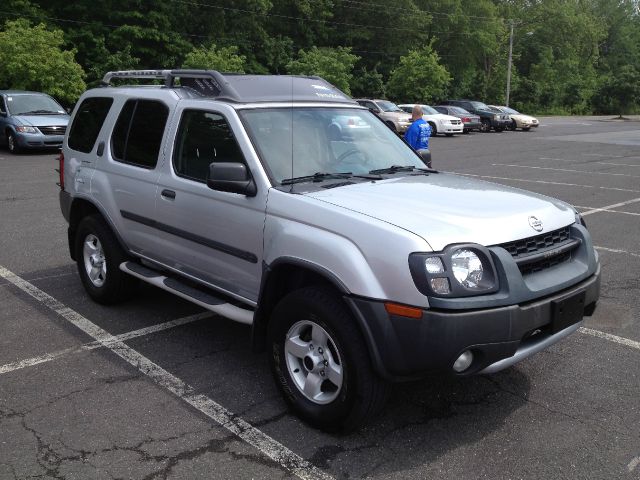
15 114 69 127
304 173 575 251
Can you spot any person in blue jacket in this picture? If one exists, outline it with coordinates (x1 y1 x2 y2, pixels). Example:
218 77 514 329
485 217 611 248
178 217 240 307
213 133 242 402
404 105 432 151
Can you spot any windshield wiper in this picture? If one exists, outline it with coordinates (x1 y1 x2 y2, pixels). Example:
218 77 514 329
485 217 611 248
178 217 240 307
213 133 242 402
281 172 353 185
368 165 417 175
20 109 62 115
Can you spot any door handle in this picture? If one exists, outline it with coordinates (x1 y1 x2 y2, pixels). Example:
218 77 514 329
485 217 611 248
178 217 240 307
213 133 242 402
96 141 105 157
161 189 176 199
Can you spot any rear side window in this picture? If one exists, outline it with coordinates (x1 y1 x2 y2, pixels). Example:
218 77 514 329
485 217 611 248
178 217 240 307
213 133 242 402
68 97 113 153
173 110 245 183
111 99 168 169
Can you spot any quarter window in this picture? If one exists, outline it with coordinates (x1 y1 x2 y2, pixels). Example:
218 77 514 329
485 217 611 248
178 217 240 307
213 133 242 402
111 99 168 168
68 97 113 153
173 110 245 183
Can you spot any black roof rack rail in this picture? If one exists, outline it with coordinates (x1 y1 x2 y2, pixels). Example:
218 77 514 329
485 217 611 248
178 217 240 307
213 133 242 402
99 70 354 104
100 69 235 98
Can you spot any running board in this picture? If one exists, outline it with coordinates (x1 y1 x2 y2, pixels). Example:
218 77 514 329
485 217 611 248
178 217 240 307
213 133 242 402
119 261 254 325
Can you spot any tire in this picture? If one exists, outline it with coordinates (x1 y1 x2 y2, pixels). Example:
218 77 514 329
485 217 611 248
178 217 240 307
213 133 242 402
510 120 517 131
7 132 20 154
463 129 470 134
268 286 390 432
75 214 138 304
523 127 531 132
445 133 454 137
428 122 437 136
480 119 491 133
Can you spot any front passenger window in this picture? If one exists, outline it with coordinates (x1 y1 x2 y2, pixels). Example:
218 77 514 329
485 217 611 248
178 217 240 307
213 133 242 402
173 110 246 183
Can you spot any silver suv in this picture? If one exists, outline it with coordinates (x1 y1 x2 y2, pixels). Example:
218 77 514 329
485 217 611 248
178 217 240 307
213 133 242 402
59 70 600 432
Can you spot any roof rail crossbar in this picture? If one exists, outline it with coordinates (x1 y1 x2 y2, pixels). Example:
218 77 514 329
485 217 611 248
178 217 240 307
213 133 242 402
101 70 173 85
100 69 242 100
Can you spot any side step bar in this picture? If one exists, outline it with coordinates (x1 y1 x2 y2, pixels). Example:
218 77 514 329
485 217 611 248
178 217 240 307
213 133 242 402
120 261 254 325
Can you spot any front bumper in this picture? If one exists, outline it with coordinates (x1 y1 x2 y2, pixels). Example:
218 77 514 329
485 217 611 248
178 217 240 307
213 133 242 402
15 131 64 149
346 267 600 381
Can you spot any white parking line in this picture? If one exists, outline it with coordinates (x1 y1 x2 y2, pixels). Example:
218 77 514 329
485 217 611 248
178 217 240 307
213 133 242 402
574 206 640 217
0 265 333 480
454 173 640 193
0 312 212 375
579 327 640 351
594 246 640 259
581 197 640 216
493 163 640 179
540 157 640 168
582 153 624 158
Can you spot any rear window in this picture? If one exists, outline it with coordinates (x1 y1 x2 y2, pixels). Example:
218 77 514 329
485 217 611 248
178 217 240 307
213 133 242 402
68 97 113 153
111 99 168 169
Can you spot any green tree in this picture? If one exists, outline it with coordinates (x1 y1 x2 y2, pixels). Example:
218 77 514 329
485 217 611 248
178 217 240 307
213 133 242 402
593 66 640 116
286 47 359 94
350 66 385 98
0 19 85 104
386 45 451 102
182 44 247 72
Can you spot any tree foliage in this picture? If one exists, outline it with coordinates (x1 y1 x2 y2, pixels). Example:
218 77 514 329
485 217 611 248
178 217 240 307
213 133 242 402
386 46 451 103
286 47 359 94
1 0 639 113
182 44 247 72
0 19 85 105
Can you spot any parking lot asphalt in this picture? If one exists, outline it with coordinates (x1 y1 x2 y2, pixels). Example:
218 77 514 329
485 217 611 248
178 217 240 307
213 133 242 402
1 116 639 479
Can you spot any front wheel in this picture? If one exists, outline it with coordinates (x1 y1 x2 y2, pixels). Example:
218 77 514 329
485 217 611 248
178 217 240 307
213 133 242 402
7 132 20 154
75 215 138 304
268 287 389 432
480 119 491 133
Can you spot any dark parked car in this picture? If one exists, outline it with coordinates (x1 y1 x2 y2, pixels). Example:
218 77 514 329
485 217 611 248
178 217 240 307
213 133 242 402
434 105 482 133
0 90 69 153
439 99 511 132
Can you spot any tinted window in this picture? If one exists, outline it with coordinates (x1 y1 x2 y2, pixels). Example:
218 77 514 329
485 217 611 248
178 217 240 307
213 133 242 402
173 110 245 182
68 97 113 153
111 99 168 168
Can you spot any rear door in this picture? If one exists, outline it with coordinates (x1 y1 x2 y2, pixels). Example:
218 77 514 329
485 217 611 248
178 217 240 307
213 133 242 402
90 97 171 255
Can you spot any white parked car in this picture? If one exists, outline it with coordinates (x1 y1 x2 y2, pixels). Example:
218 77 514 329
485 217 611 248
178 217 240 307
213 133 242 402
398 103 464 136
489 105 539 131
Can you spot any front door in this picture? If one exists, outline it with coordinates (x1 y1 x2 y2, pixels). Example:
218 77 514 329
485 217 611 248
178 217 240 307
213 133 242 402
153 105 267 304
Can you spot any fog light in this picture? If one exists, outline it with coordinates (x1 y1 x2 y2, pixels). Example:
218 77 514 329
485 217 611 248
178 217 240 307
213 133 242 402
453 350 473 372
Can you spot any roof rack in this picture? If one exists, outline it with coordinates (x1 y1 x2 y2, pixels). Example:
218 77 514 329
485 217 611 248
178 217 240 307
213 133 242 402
99 69 354 104
100 69 234 98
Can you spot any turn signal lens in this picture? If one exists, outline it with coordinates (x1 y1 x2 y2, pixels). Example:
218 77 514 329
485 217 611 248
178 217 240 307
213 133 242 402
425 257 444 274
385 303 423 319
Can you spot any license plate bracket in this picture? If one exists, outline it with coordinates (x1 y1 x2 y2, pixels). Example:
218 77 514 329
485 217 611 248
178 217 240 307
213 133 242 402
551 291 586 334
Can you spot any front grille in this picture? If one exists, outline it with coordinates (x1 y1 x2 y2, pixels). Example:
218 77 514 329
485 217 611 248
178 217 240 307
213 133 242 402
451 119 462 125
498 226 576 275
38 126 66 136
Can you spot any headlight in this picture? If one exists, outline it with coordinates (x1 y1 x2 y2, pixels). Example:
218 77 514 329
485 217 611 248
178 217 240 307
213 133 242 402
451 249 483 288
408 244 499 298
16 126 38 133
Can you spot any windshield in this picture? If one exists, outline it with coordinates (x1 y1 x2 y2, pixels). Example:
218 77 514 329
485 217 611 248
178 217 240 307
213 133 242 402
6 94 66 115
450 106 471 115
240 107 425 184
419 105 439 115
502 106 520 115
470 101 490 110
376 100 403 113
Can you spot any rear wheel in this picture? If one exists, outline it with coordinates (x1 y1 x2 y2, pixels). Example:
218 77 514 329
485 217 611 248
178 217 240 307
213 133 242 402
75 215 138 304
445 133 454 137
268 286 389 432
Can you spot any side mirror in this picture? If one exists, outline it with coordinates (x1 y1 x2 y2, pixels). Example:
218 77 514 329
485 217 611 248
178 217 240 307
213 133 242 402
207 162 257 196
418 149 432 169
